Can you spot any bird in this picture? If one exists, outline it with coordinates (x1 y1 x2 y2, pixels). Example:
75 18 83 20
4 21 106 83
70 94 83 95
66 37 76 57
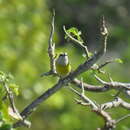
55 52 71 77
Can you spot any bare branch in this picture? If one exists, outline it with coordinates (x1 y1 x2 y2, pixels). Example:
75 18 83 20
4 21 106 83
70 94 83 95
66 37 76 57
74 98 90 106
41 10 56 77
98 59 114 70
69 86 98 110
95 75 130 90
100 15 108 54
80 78 84 95
101 97 130 110
72 78 110 92
96 110 116 130
95 75 108 84
70 81 116 130
116 114 130 124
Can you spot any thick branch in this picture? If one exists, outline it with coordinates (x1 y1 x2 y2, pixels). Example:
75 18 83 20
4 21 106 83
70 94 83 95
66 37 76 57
72 78 110 92
13 79 65 128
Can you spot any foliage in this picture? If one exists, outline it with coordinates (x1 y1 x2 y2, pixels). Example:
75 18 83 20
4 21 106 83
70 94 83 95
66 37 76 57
0 0 130 130
0 0 50 130
65 27 83 43
0 71 20 130
115 58 123 64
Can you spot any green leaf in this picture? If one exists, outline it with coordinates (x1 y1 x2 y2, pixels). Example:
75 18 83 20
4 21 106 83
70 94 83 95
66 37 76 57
0 84 6 101
65 27 83 43
2 104 10 121
88 52 93 57
0 72 13 83
0 112 3 120
9 84 19 96
0 124 12 130
6 74 14 82
115 58 123 64
0 71 6 83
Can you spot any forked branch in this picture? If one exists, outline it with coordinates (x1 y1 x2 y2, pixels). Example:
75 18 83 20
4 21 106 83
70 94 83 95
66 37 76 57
13 14 109 128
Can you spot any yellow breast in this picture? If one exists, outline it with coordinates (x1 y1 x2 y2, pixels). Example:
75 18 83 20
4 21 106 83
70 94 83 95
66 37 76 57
56 63 71 77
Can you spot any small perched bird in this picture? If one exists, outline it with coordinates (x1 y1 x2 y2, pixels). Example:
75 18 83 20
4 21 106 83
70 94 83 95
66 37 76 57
55 53 71 77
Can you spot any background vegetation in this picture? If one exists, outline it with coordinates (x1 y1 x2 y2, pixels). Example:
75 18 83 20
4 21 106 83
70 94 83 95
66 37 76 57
0 0 130 130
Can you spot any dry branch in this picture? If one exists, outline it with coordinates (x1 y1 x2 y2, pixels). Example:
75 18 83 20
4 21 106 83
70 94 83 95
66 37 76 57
72 78 110 92
13 14 108 128
69 80 116 130
101 97 130 110
41 10 56 76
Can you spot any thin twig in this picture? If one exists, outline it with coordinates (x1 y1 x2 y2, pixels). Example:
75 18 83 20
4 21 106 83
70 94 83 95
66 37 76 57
80 78 84 95
74 98 90 106
63 25 89 58
98 59 114 70
116 114 130 124
69 86 98 110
